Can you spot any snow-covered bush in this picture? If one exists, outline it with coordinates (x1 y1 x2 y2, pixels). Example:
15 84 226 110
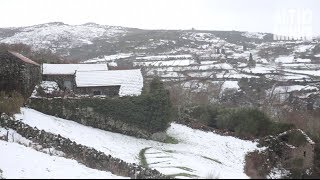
33 81 60 97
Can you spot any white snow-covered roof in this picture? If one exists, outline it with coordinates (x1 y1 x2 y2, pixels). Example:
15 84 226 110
75 69 143 96
42 64 108 75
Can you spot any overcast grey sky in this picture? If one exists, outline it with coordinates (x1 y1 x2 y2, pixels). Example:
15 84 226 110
0 0 319 35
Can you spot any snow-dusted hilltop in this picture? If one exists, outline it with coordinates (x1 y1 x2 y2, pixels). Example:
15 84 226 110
1 22 320 107
0 22 274 60
0 22 129 55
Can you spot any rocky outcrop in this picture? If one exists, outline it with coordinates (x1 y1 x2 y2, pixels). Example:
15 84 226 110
0 114 170 179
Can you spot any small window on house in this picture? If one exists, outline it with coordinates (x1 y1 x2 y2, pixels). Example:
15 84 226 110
304 151 306 157
93 91 101 95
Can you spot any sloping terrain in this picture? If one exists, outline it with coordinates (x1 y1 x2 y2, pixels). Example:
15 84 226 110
0 128 127 179
2 22 319 106
13 108 259 179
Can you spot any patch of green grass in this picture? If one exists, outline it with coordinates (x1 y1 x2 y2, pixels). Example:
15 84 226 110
164 135 179 144
168 173 199 178
139 147 151 168
202 156 222 164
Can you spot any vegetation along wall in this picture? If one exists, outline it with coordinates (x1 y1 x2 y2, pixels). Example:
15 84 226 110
28 78 173 139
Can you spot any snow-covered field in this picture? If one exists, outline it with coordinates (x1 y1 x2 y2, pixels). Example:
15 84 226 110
14 108 259 179
134 59 196 67
0 133 126 179
83 53 133 63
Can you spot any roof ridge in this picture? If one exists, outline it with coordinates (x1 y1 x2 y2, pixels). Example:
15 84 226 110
8 50 40 66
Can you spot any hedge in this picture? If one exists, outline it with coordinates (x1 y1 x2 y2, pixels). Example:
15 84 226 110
189 106 294 138
28 78 173 133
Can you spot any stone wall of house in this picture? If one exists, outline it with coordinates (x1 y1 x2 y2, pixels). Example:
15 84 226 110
43 75 121 96
21 63 41 97
75 86 120 96
0 114 169 179
27 97 155 139
0 52 21 92
0 51 40 97
287 143 315 169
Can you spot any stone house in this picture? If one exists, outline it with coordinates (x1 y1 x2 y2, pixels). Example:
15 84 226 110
0 50 41 97
277 129 315 170
42 63 108 91
75 69 143 97
41 63 143 97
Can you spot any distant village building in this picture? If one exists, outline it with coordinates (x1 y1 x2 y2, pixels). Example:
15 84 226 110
42 64 108 91
75 69 143 96
0 50 41 97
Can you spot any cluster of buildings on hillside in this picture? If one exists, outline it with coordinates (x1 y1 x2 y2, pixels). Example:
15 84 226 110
0 50 143 98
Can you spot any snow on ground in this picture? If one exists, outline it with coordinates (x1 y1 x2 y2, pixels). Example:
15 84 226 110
83 53 133 63
212 63 233 70
242 32 266 39
295 58 312 63
267 167 290 179
216 71 260 79
0 140 127 179
0 127 65 157
0 23 126 50
285 69 320 77
242 65 275 74
1 127 32 146
220 81 240 92
275 56 295 64
200 60 218 65
295 44 314 53
39 81 60 94
136 54 192 61
186 71 215 78
17 108 259 179
134 60 196 67
265 73 311 81
273 85 318 93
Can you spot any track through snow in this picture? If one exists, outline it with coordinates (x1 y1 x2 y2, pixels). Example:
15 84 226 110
16 108 259 179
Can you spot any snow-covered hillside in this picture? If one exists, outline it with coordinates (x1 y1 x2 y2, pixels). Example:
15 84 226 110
0 128 127 179
1 22 319 106
0 22 127 54
12 108 259 179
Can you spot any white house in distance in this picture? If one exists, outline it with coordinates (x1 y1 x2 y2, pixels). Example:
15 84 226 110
41 63 143 97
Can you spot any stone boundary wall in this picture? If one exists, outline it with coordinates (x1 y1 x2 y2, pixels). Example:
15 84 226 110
0 114 170 179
